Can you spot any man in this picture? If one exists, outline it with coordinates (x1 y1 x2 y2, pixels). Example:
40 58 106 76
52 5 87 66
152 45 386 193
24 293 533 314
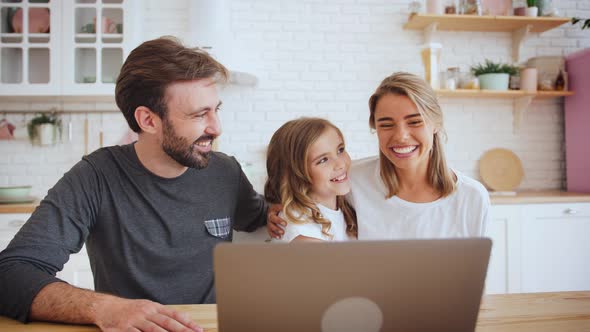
0 37 268 331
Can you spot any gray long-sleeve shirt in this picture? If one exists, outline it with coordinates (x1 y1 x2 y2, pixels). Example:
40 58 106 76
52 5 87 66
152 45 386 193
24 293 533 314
0 143 267 322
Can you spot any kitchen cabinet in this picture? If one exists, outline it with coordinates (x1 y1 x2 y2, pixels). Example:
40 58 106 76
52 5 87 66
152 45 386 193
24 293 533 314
0 213 94 290
519 203 590 293
0 0 139 97
487 202 590 294
484 205 512 294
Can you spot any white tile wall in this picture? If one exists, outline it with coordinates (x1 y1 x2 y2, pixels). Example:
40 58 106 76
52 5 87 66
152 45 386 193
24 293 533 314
1 0 589 198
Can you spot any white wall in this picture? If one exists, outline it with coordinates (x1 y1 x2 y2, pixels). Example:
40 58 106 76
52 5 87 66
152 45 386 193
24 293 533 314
1 0 589 198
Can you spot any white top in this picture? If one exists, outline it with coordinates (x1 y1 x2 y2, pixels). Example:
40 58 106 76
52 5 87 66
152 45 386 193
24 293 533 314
273 204 351 243
349 157 489 240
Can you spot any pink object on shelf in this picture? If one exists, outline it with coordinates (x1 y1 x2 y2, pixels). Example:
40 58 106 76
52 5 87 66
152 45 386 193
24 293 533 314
565 49 590 193
11 8 50 33
482 0 512 16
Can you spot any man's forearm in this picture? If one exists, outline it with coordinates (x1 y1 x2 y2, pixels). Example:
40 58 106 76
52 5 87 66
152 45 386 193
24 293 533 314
30 282 113 324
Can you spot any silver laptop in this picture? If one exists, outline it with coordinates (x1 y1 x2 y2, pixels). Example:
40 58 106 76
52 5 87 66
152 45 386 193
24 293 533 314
214 238 491 332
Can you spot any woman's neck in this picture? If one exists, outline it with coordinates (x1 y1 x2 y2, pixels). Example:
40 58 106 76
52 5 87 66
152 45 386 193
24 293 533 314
395 166 441 203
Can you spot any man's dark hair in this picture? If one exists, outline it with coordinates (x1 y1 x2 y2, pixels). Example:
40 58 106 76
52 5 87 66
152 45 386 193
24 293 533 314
115 36 229 132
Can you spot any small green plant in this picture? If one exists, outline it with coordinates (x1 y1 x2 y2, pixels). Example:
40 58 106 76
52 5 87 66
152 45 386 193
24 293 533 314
27 112 62 142
572 17 590 30
526 0 537 7
471 60 520 76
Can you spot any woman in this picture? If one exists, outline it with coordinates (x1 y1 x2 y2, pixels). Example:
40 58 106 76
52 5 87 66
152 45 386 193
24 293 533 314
267 72 489 239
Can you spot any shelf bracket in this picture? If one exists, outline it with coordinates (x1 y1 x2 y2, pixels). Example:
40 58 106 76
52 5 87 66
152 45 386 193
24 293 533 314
424 22 439 44
512 24 532 63
513 95 533 133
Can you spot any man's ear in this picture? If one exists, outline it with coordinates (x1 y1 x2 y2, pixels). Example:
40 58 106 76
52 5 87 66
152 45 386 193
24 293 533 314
134 106 161 134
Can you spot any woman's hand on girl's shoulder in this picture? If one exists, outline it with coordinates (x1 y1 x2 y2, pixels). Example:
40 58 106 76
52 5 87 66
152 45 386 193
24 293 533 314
266 203 287 239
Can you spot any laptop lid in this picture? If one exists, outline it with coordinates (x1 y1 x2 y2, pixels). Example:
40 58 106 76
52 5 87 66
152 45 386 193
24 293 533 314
214 238 491 332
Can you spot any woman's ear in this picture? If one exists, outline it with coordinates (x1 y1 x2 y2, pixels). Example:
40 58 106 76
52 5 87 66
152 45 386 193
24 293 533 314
134 106 161 134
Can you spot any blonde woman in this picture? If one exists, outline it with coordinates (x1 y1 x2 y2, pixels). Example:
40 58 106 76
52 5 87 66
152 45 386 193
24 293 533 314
268 72 489 240
265 117 357 242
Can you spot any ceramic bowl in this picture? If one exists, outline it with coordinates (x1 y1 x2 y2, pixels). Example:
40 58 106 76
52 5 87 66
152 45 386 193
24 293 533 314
0 185 32 199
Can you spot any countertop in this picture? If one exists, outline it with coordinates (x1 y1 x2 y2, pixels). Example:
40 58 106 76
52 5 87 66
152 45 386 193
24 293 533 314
1 191 590 214
0 291 589 331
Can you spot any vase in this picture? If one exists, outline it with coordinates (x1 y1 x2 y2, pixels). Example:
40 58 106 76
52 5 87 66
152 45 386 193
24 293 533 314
478 73 510 90
525 6 538 17
37 123 56 146
520 68 538 91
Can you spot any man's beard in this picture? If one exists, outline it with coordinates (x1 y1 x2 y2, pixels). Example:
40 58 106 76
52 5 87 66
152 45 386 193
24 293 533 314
161 119 213 169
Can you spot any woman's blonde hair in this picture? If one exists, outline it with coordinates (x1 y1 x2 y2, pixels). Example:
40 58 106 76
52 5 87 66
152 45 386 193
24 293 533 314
368 72 456 199
265 117 357 239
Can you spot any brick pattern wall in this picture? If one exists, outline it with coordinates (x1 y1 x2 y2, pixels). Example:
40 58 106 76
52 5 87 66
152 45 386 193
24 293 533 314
1 0 589 197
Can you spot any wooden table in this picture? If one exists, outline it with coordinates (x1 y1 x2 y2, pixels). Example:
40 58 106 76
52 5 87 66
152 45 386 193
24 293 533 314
1 291 589 331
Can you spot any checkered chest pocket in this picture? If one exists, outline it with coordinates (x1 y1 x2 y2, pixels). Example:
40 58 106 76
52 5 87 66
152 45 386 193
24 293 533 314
204 217 231 239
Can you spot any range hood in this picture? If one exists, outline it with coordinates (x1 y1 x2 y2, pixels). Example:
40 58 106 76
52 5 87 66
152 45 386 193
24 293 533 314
189 0 257 86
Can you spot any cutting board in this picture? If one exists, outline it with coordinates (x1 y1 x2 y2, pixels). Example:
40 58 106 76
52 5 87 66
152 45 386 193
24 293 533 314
479 148 524 192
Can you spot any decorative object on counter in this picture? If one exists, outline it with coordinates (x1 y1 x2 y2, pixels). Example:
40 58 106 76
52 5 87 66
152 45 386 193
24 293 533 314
0 185 35 204
513 6 526 16
426 0 444 15
26 112 62 146
479 148 524 192
525 0 538 17
571 17 590 30
11 7 50 33
81 23 95 33
421 43 442 89
519 67 537 91
0 118 15 140
460 0 483 15
482 0 511 16
471 60 518 90
554 70 566 91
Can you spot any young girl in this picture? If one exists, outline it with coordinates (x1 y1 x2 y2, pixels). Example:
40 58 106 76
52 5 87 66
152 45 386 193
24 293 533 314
267 73 489 240
264 117 357 242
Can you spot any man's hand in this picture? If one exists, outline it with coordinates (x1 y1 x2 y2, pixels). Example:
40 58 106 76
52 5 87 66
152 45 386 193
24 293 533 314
266 203 286 239
95 297 202 332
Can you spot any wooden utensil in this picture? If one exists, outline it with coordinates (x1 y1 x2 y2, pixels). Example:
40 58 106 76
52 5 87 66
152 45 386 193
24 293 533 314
479 148 524 192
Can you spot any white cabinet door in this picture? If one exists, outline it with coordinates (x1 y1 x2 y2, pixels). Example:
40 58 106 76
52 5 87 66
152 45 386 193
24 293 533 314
484 205 515 294
0 213 94 290
0 213 29 250
520 203 590 292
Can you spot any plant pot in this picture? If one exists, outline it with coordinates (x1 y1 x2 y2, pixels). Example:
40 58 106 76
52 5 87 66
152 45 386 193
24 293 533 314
525 6 538 17
37 123 56 146
477 73 510 90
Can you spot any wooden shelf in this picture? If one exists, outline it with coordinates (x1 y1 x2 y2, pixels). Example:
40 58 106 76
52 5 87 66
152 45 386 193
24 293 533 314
404 14 571 33
436 89 574 98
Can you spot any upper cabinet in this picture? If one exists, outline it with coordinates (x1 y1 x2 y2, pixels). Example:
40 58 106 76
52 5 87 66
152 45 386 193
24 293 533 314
0 0 139 97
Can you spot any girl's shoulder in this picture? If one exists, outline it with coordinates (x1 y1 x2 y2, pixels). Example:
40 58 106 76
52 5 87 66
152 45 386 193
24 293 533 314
453 170 490 203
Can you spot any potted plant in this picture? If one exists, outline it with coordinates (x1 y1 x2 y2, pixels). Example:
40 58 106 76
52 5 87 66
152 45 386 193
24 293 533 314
526 0 538 17
471 60 519 91
27 112 61 146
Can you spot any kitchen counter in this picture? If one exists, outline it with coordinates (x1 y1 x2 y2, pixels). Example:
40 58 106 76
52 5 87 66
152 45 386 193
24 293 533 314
489 190 590 204
0 200 39 214
0 291 589 331
2 191 590 215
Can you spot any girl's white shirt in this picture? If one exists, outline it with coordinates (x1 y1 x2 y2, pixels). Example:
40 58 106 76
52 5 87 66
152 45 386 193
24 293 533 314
273 204 352 243
349 156 490 240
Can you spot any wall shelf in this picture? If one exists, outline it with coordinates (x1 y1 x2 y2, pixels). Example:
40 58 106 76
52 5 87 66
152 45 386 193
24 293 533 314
436 89 574 132
436 89 574 98
403 14 571 33
404 14 571 62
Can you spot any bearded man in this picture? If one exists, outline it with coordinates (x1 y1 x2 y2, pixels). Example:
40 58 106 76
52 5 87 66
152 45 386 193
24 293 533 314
0 37 268 332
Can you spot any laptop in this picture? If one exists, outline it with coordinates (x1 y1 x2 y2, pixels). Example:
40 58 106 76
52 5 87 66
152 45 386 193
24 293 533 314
214 238 491 332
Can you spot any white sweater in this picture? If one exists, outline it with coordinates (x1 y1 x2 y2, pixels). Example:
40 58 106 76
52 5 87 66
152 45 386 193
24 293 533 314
349 157 489 240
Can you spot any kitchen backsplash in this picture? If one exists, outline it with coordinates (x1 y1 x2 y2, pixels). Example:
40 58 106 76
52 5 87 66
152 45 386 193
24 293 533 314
1 0 589 198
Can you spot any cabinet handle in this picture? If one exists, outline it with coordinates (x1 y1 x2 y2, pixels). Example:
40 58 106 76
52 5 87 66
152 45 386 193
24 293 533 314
564 209 578 215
